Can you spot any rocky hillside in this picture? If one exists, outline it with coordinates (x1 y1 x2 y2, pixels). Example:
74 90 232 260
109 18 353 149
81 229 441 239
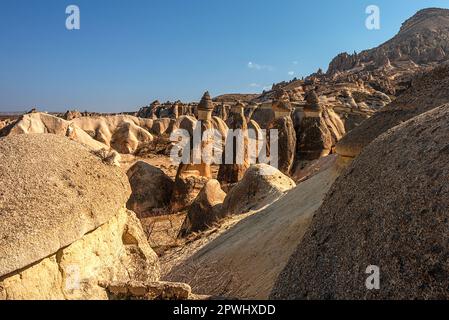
328 8 449 75
336 61 449 157
247 8 449 133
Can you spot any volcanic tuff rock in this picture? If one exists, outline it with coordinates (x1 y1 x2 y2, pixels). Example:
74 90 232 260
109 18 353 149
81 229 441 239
178 179 227 237
268 116 296 175
218 101 250 186
337 62 449 158
328 8 449 75
71 115 154 154
221 164 295 216
164 161 342 299
271 103 449 299
126 161 174 218
0 134 160 299
0 112 108 151
170 171 210 214
63 110 82 121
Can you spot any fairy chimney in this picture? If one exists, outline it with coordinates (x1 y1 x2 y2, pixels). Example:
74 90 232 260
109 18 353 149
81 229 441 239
197 91 215 121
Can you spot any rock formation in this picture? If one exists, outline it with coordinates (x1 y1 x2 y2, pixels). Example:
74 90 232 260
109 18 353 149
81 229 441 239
221 164 295 216
298 90 333 160
151 118 172 135
170 173 209 214
126 161 174 218
271 103 449 299
71 115 154 154
337 62 449 158
173 92 216 181
63 110 82 121
267 89 296 175
0 112 108 151
328 8 449 75
164 160 341 299
0 134 160 299
178 179 227 237
217 101 250 187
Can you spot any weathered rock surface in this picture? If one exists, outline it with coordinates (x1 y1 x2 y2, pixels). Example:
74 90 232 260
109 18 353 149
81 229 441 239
164 163 341 299
126 161 174 218
298 91 333 160
71 115 153 154
151 118 172 135
272 103 449 299
179 179 227 237
0 134 160 299
268 116 296 175
170 170 210 213
0 112 107 151
250 104 275 129
221 164 295 216
63 110 82 121
106 281 192 300
337 62 449 157
218 102 250 186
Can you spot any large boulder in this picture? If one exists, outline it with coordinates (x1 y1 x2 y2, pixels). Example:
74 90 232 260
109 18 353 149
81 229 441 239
170 170 209 214
271 103 449 299
178 179 226 237
126 161 174 218
221 164 295 216
0 134 160 299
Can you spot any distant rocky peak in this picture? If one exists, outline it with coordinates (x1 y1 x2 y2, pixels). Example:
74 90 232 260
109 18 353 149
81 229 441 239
399 8 449 34
327 7 449 75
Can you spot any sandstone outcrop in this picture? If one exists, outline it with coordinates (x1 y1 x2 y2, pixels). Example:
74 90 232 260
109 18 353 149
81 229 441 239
0 134 160 299
272 103 449 299
126 161 174 218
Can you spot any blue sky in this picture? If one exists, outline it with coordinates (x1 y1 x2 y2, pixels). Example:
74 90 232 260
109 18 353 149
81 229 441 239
1 0 449 113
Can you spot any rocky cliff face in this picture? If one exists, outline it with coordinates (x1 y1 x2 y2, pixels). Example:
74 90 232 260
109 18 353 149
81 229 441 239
328 8 449 75
248 8 449 138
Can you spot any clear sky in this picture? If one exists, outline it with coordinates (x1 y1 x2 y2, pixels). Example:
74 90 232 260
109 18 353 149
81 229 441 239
1 0 449 113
